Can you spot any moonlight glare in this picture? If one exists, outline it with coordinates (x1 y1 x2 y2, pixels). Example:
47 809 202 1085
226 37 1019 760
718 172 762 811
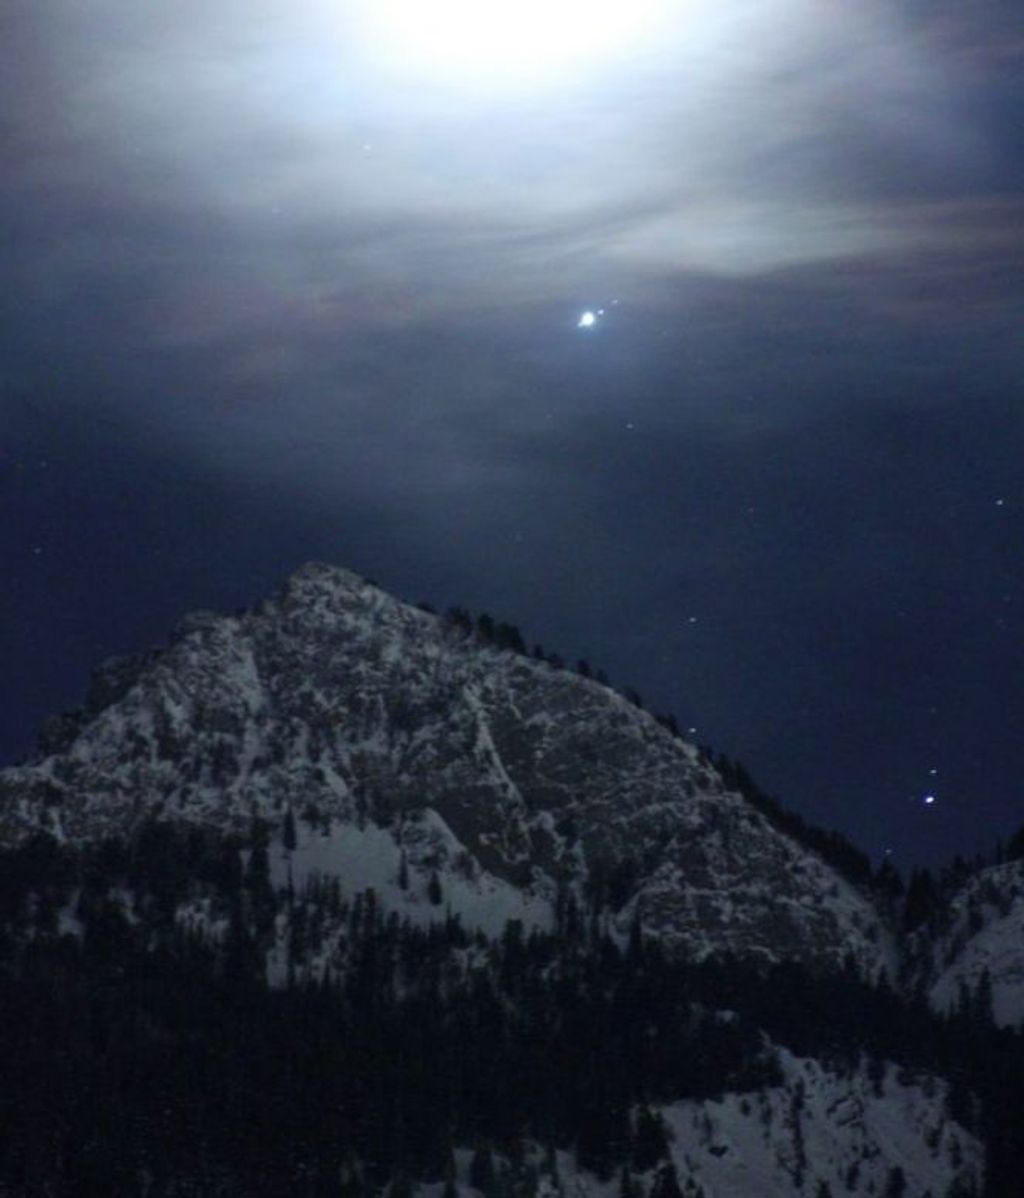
357 0 675 92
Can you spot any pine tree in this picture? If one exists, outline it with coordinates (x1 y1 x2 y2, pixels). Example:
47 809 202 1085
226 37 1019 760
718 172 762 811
885 1165 907 1198
283 806 297 852
1005 821 1024 862
867 1054 886 1097
632 1106 671 1173
445 606 473 635
618 1165 640 1198
875 858 904 898
442 1150 458 1198
903 868 936 932
626 909 644 968
495 622 526 654
542 1143 561 1192
973 969 994 1029
245 841 271 893
650 1161 684 1198
577 1092 631 1182
389 1173 414 1198
470 1144 496 1196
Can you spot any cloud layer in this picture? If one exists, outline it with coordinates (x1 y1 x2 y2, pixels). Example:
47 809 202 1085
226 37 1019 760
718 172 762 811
3 0 1023 865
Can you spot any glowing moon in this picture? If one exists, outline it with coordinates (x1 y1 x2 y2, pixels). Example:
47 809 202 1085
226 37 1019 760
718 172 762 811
360 0 671 91
578 310 597 328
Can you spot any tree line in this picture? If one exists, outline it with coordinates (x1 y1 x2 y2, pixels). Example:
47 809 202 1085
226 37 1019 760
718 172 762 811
1 825 1019 1196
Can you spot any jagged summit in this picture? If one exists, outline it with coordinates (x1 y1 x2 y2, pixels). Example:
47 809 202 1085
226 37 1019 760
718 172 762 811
289 558 377 593
0 561 895 975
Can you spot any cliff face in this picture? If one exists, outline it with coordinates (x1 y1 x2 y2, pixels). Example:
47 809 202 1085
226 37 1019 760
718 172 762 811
0 561 895 976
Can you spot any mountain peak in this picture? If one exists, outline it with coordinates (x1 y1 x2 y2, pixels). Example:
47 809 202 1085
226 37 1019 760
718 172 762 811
0 563 896 977
281 559 380 601
0 562 1012 1197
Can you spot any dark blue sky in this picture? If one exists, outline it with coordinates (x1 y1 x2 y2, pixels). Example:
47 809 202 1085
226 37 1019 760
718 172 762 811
3 0 1022 867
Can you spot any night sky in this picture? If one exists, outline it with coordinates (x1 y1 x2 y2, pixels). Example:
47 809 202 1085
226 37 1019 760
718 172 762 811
3 0 1022 869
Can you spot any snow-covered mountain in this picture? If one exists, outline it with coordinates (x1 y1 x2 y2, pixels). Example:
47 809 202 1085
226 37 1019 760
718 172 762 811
0 561 895 977
1 561 1016 1197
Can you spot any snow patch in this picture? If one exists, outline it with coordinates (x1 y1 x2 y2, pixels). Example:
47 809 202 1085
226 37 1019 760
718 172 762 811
271 811 553 938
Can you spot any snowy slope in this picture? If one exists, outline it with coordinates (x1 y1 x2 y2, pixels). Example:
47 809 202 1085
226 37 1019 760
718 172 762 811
924 860 1024 1028
660 1049 982 1198
416 1050 984 1198
0 561 895 975
268 810 556 940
